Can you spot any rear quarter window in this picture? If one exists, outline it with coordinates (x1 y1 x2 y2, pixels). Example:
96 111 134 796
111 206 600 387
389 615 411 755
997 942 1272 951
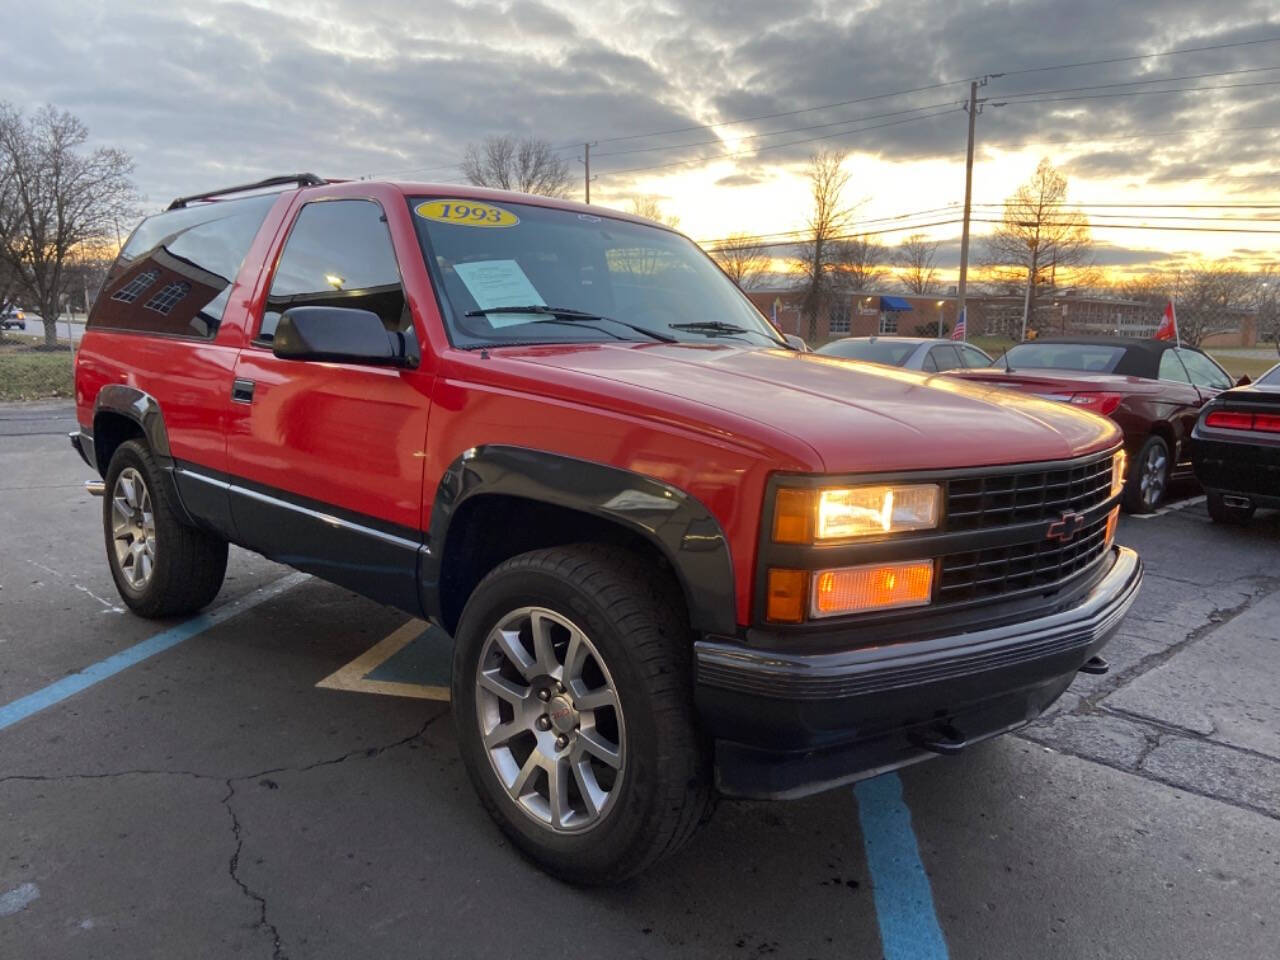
89 194 276 339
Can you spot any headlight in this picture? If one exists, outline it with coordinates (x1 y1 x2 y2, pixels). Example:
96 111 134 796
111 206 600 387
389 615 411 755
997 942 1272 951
1110 450 1127 497
773 483 941 543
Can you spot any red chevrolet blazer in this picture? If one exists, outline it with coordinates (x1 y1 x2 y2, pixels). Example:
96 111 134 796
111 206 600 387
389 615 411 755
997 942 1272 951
72 175 1142 884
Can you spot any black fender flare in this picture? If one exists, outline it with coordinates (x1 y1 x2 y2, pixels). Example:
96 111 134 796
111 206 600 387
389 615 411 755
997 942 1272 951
423 445 737 637
92 385 196 525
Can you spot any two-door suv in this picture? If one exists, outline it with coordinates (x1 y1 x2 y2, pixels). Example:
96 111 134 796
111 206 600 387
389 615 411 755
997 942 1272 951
72 175 1142 884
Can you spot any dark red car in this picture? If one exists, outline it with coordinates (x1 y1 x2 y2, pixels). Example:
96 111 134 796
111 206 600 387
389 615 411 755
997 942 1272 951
948 336 1237 512
71 175 1141 883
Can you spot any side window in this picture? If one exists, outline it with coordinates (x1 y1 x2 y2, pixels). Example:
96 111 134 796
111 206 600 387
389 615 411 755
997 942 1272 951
260 200 407 342
921 349 938 372
1177 349 1232 390
90 193 274 338
960 345 990 368
930 344 962 371
1158 350 1192 384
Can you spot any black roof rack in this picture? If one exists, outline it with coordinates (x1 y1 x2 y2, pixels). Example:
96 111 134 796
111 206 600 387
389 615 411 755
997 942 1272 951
167 173 326 210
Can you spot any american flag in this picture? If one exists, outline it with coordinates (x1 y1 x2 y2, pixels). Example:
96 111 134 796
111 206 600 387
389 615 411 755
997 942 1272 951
950 307 966 341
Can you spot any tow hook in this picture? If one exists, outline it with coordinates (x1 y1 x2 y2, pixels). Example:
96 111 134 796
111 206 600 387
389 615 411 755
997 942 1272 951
85 480 105 497
1079 655 1109 675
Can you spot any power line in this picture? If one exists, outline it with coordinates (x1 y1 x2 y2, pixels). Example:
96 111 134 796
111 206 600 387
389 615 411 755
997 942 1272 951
590 101 960 159
980 121 1279 151
553 78 977 151
999 64 1280 100
599 107 961 177
995 35 1280 78
1003 78 1280 105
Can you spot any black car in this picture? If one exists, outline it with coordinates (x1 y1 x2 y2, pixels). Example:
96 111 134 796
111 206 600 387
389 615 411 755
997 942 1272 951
1192 362 1280 523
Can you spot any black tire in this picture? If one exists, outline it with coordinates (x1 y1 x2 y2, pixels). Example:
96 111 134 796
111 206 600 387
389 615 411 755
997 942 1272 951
451 544 712 885
1122 435 1171 513
103 439 228 617
1207 491 1255 525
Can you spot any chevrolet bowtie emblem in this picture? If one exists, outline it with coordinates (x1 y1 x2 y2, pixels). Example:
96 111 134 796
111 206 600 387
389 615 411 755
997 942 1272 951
1046 511 1087 543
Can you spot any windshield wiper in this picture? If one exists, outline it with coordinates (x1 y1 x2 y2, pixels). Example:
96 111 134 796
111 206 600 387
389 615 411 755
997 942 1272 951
464 305 677 343
669 321 782 345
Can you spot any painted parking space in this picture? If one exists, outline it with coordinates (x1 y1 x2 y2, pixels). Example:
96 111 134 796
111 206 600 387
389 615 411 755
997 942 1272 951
316 619 452 700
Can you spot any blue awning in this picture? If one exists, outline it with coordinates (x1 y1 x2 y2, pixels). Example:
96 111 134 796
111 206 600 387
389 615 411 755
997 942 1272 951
879 295 914 312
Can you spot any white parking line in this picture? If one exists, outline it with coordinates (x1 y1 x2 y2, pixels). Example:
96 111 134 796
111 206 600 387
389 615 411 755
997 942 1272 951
1129 495 1205 519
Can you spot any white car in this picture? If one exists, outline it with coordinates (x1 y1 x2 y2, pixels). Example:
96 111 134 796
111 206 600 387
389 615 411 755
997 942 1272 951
0 305 28 331
816 336 992 372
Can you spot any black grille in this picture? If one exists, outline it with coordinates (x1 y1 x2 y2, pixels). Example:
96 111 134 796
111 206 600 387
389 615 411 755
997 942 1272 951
938 513 1110 604
946 454 1114 531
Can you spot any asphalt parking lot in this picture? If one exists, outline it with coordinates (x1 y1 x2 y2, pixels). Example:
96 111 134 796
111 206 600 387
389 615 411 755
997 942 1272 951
2 402 1278 959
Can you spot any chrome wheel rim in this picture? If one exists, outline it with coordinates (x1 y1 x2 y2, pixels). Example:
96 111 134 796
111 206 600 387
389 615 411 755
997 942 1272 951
475 606 625 834
1140 445 1168 507
111 467 156 589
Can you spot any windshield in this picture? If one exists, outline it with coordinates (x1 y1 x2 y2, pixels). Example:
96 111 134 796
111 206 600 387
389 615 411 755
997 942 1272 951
409 197 785 349
1259 363 1280 386
1003 342 1126 373
816 339 918 366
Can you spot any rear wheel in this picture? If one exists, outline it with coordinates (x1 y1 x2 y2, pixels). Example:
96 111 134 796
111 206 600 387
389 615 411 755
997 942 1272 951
1207 491 1255 525
103 440 228 617
451 544 712 885
1123 435 1170 513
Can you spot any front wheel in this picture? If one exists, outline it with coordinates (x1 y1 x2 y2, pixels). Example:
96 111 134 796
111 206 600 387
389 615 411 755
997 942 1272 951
451 544 712 885
1123 435 1170 513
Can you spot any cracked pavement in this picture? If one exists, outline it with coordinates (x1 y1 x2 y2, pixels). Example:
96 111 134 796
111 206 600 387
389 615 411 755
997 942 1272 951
3 404 1278 959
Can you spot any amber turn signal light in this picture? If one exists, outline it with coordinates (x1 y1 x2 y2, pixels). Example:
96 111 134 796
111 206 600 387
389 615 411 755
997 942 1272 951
810 560 934 618
772 489 814 544
765 568 808 623
1104 506 1120 548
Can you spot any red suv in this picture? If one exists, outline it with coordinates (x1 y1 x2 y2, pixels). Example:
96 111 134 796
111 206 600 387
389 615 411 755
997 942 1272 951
72 175 1142 884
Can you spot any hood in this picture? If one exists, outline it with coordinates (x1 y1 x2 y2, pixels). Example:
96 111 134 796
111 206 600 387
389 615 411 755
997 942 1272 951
494 343 1121 474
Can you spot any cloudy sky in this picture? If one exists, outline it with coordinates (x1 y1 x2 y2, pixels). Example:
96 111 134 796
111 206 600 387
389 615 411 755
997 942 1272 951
1 0 1277 278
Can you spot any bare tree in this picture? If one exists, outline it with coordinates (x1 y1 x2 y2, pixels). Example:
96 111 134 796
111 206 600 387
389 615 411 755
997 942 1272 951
895 233 941 294
980 158 1091 339
461 135 572 198
711 232 769 289
627 195 680 229
792 149 854 342
1255 263 1279 350
1168 261 1257 347
830 234 886 292
0 103 136 347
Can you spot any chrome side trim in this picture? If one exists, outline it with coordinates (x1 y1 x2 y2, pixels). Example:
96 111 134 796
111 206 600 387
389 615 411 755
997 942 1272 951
176 468 422 552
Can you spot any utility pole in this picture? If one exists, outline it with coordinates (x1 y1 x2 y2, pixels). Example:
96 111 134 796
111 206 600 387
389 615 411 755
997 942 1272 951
580 142 597 204
955 75 1003 341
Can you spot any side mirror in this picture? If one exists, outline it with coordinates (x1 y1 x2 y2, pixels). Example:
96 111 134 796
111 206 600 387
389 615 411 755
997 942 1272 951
272 306 414 368
1237 374 1252 387
783 334 810 352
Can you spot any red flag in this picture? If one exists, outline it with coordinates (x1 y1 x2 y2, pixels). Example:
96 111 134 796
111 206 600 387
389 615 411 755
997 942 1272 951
1155 300 1178 342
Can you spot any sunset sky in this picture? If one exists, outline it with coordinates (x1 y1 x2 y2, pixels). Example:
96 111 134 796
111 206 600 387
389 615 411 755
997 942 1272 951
1 0 1276 282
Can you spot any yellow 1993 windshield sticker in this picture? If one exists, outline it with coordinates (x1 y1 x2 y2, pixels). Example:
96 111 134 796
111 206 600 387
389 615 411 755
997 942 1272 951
415 199 519 228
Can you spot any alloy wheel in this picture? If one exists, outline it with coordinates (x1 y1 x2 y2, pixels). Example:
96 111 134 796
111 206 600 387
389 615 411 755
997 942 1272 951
111 467 156 588
474 606 625 834
1139 444 1168 509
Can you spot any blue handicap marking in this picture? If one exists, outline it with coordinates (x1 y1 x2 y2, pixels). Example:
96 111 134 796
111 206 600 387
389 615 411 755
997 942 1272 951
364 625 453 686
316 619 453 700
854 772 950 960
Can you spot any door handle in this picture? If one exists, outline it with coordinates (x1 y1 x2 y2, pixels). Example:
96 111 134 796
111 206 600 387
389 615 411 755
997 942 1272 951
231 379 256 404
